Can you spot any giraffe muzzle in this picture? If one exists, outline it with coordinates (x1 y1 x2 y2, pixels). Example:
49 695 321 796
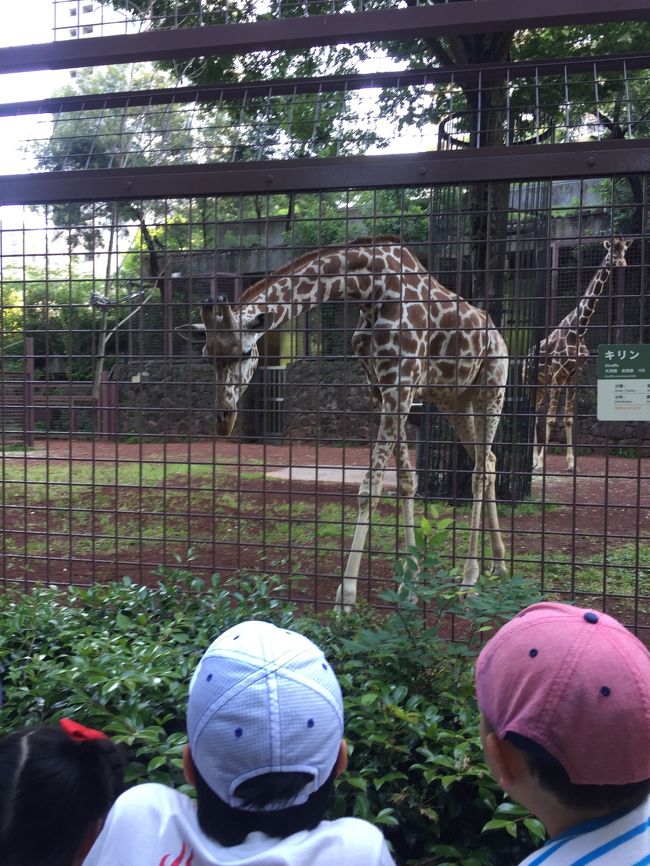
215 410 238 436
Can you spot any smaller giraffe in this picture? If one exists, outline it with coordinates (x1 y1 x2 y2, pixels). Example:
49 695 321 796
525 237 632 472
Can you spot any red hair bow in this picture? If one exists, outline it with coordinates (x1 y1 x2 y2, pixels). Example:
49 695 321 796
60 717 108 741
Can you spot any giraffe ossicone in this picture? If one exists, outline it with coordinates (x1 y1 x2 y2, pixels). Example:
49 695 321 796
178 237 509 608
525 237 633 473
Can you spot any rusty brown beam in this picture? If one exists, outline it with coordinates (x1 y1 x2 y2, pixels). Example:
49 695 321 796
2 0 650 74
2 139 649 206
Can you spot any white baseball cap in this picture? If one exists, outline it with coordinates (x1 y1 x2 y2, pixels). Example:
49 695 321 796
187 620 344 811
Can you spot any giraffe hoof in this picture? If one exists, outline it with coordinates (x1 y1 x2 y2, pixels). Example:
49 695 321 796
461 565 479 587
334 584 355 613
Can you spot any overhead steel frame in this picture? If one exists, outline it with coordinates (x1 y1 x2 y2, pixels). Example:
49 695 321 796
1 0 650 205
2 0 650 73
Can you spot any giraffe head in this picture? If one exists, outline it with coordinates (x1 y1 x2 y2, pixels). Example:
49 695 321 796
604 237 633 267
177 298 268 436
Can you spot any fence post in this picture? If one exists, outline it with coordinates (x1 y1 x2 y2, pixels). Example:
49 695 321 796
23 337 35 448
98 372 119 437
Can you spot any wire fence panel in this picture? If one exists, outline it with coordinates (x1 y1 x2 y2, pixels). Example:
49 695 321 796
3 55 650 176
1 182 648 633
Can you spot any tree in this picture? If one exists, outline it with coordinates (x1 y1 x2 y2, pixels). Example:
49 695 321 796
29 63 205 296
0 263 119 380
99 1 650 268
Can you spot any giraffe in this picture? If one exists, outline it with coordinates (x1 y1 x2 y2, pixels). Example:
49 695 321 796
525 237 632 473
178 236 509 608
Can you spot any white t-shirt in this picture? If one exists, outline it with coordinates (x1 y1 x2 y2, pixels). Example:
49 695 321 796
83 783 397 866
518 795 650 865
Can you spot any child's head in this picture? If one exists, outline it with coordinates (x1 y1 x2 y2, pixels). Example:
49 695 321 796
0 719 126 866
184 620 346 845
476 602 650 817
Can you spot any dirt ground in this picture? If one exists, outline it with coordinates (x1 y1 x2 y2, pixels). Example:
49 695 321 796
2 438 649 629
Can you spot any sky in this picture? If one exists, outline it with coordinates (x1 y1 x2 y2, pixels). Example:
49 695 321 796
1 0 72 102
0 1 129 253
1 2 67 175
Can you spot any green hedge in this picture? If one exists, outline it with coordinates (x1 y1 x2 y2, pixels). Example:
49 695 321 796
0 517 544 866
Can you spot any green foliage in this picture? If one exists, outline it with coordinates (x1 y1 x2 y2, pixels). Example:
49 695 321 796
0 519 543 866
1 264 116 379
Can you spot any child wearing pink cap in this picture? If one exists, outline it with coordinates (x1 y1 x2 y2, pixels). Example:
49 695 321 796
475 601 650 864
83 620 396 866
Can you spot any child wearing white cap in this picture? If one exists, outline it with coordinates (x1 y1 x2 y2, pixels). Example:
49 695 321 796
475 601 650 864
83 620 397 865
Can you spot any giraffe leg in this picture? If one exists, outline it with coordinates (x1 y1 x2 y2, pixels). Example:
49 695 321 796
393 416 419 600
538 385 561 472
484 450 507 577
454 386 507 585
564 384 577 471
532 391 546 472
335 467 382 611
462 439 486 587
395 418 417 554
336 406 398 611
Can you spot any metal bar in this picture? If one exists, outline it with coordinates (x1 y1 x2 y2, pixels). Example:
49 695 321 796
2 139 649 205
2 0 650 74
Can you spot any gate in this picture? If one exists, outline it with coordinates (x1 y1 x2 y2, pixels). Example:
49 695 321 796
245 366 287 441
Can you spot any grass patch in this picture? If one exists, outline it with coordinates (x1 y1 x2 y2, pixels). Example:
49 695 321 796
543 542 650 596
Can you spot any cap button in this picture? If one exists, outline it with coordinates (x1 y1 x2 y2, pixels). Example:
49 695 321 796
584 611 599 624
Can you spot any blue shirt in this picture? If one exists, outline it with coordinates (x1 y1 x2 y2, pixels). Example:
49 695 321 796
519 795 650 865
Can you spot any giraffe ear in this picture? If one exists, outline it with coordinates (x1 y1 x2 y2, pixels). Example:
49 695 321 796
175 323 207 344
624 238 633 249
603 240 611 250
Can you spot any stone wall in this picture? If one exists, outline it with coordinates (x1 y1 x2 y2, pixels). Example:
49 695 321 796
284 358 375 444
115 361 217 437
114 360 278 440
112 358 650 456
282 357 650 456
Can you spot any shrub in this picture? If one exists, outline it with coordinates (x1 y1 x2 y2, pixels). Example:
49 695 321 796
0 519 544 865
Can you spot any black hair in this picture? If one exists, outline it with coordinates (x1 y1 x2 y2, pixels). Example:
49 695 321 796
0 725 126 866
192 758 338 846
506 732 650 815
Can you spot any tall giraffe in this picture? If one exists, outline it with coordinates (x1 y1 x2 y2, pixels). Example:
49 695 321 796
526 237 632 472
178 237 509 608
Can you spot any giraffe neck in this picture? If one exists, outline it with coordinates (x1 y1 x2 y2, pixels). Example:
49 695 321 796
239 242 419 329
576 259 612 338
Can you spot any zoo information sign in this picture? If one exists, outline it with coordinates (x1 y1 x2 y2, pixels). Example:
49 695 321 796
597 345 650 422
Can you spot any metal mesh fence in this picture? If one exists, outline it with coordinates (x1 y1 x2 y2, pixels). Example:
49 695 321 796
2 0 650 635
3 55 650 174
1 182 648 632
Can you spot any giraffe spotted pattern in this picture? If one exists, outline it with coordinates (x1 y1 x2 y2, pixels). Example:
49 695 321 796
179 236 509 607
524 237 632 473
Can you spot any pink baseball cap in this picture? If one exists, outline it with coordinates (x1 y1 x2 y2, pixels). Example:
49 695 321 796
475 602 650 785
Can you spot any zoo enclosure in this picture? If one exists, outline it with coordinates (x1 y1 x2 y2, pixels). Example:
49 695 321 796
1 0 650 633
